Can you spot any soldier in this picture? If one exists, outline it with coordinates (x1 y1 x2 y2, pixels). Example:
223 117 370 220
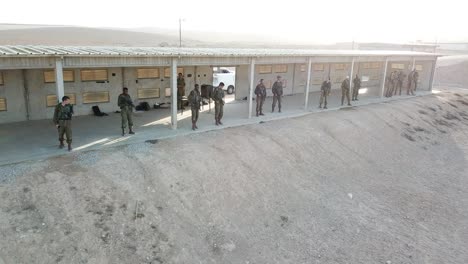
319 78 331 109
188 84 202 130
386 71 397 97
118 87 135 136
395 70 406 96
352 74 361 101
413 70 419 91
407 69 418 95
341 76 351 106
213 82 225 125
53 95 74 151
177 72 186 110
254 79 267 116
271 75 283 113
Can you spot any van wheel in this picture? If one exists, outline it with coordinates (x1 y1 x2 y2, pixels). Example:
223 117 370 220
227 85 234 94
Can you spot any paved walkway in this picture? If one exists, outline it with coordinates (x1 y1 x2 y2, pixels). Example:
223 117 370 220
0 90 431 166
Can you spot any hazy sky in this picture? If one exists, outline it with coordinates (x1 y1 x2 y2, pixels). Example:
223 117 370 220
1 0 465 43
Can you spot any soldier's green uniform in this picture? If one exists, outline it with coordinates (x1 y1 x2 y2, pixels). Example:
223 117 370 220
177 74 186 110
213 85 225 125
118 91 135 136
271 77 283 112
188 85 202 130
53 102 74 151
413 71 419 91
341 77 351 106
319 80 331 109
352 75 361 101
396 71 406 96
254 81 267 116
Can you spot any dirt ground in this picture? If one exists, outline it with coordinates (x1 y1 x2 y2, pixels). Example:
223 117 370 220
1 88 468 264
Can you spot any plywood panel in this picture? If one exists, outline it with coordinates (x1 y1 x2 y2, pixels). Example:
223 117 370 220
44 70 74 83
81 69 108 81
0 98 6 111
83 91 109 104
137 68 160 79
165 88 171 97
164 67 184 78
313 64 325 71
138 88 160 99
46 93 76 107
258 65 272 74
274 64 288 73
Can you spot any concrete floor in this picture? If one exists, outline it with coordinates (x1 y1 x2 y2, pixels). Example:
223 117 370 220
0 89 430 166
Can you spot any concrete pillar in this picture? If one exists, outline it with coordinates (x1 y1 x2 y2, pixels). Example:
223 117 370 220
171 58 178 129
380 58 389 99
429 58 437 92
349 57 355 88
411 57 416 71
304 57 312 110
22 70 30 120
55 58 65 101
248 58 255 119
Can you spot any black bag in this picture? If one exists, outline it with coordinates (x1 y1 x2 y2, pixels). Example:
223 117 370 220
92 105 108 116
136 102 150 111
201 84 214 99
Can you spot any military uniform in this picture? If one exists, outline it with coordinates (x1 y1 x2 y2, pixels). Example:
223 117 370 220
352 76 361 101
271 80 283 112
386 71 397 97
213 86 225 125
254 83 267 116
341 78 351 106
53 103 74 150
396 71 406 96
118 93 135 135
188 88 202 130
177 76 186 110
319 80 331 109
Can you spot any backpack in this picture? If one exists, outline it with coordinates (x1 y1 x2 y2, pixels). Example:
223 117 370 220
92 105 108 116
136 102 150 111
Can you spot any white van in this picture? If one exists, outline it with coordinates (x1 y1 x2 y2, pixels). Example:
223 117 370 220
213 67 236 94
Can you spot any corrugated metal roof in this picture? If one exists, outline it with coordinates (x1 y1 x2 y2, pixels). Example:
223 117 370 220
0 45 439 57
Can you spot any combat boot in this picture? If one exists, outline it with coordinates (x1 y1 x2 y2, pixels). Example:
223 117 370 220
256 111 259 117
121 128 125 136
192 121 196 131
215 119 219 126
129 127 135 134
68 144 72 152
218 119 223 125
260 112 264 116
195 123 198 129
279 108 281 113
59 140 65 149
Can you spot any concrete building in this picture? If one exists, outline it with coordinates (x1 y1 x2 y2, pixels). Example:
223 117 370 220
0 45 438 126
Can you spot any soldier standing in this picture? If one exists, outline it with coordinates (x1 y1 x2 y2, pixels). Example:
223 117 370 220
213 82 225 125
254 79 267 116
341 76 351 106
53 95 74 151
396 70 406 96
413 70 419 91
188 84 202 130
386 71 397 97
352 74 361 101
319 78 331 109
118 87 135 136
271 75 283 113
177 72 186 110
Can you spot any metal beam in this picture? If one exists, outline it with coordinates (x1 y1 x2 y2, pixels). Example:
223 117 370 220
380 58 389 98
304 57 312 110
55 58 65 101
248 58 256 119
171 58 178 129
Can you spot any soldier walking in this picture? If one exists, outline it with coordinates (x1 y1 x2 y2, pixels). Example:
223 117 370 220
255 79 267 116
213 82 225 125
177 72 186 110
118 87 135 136
352 74 361 101
53 95 74 151
341 76 352 106
319 78 331 109
272 75 283 113
188 84 202 130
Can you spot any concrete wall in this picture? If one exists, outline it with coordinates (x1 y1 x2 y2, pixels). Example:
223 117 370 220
235 65 250 100
0 70 27 123
415 60 434 91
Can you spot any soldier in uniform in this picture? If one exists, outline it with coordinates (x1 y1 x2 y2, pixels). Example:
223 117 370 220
118 87 135 136
271 75 283 113
413 70 419 91
395 70 406 96
341 76 351 106
254 79 267 116
188 84 202 130
319 78 331 109
53 95 74 151
386 71 397 97
213 82 225 125
352 74 361 101
177 72 186 110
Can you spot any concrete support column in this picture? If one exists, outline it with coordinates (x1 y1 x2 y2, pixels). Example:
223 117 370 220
171 58 178 129
22 69 30 120
55 58 65 102
429 58 437 92
304 57 312 110
380 58 389 99
349 57 355 86
411 57 416 71
248 58 255 119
